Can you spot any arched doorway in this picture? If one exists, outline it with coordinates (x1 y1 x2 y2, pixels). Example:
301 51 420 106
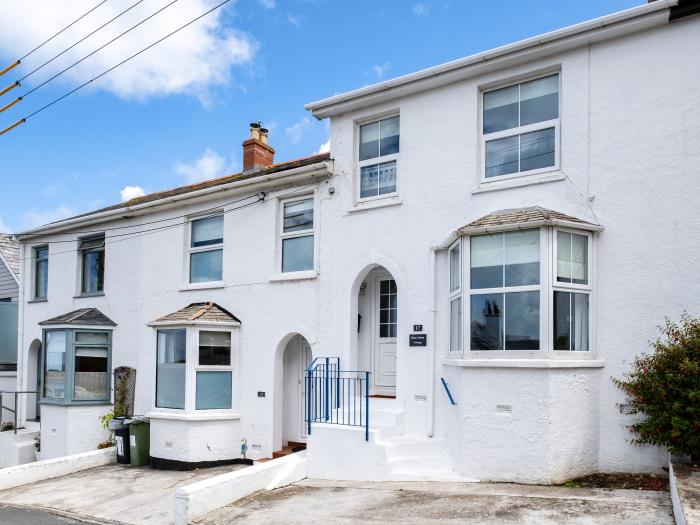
355 265 398 397
274 334 312 455
27 339 42 421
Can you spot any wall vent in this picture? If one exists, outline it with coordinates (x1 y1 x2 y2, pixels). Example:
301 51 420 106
496 404 512 414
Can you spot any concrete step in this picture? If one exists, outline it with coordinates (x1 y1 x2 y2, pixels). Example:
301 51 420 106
379 436 450 459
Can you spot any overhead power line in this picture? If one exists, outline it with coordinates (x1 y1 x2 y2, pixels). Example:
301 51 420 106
0 0 109 78
0 0 232 136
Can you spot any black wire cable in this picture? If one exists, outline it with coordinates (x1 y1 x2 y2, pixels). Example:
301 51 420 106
21 0 180 100
18 0 145 83
19 0 232 123
19 0 110 61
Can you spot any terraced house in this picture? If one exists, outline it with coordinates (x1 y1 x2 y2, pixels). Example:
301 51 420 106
11 1 700 483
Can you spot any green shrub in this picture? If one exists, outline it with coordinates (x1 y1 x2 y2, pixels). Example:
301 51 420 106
613 314 700 460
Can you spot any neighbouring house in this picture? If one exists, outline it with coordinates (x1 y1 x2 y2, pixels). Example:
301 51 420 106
0 233 20 406
11 1 700 483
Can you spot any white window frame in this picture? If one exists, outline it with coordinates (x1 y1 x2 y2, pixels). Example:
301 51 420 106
480 72 561 183
186 212 224 285
278 194 317 274
153 325 238 415
356 114 400 203
448 240 463 354
550 227 593 356
448 226 596 360
77 234 105 297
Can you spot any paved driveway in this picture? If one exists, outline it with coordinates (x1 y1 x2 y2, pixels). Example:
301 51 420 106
196 479 674 525
0 463 247 525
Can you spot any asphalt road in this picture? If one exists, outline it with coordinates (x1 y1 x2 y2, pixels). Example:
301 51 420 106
0 505 99 525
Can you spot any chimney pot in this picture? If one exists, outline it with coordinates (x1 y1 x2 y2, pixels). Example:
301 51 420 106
243 122 274 171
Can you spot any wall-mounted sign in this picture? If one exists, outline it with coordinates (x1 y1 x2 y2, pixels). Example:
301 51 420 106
409 334 427 347
413 324 423 332
257 391 266 398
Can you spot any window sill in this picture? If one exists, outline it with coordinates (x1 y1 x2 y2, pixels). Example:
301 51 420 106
27 298 48 304
473 172 565 194
443 358 605 369
179 281 226 291
347 196 402 214
73 292 105 299
269 270 318 283
146 411 240 421
39 400 112 406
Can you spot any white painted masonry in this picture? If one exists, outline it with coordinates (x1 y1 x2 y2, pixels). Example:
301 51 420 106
11 2 700 484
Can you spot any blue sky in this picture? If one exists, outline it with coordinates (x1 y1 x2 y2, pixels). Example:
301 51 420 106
0 0 639 233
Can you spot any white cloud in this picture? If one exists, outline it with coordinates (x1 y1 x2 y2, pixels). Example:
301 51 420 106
285 117 310 144
120 185 146 202
258 0 276 8
0 1 257 103
174 148 234 183
413 3 431 16
372 62 391 79
316 139 330 154
286 13 302 26
22 206 75 229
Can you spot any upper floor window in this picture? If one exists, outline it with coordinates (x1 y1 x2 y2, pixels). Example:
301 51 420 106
358 116 399 200
34 246 48 300
482 74 559 181
42 329 111 403
79 235 105 295
189 214 223 283
280 197 314 273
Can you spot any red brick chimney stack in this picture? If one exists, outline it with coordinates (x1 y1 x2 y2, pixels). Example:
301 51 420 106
243 122 275 172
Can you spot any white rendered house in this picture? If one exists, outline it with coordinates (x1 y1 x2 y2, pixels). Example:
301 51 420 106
13 1 700 483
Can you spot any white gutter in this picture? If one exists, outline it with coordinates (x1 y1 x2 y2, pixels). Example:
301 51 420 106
18 160 333 240
305 1 675 119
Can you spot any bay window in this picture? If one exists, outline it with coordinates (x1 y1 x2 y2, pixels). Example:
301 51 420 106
448 225 593 358
42 329 111 404
358 115 400 200
189 214 224 283
482 74 560 181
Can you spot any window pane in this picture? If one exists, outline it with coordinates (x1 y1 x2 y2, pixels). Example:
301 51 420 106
470 293 503 350
520 75 559 126
191 215 223 247
44 331 67 399
283 198 314 233
520 127 555 172
450 297 462 352
360 164 378 198
483 84 518 133
449 244 461 292
82 250 104 293
74 347 108 400
379 279 397 338
190 249 223 283
471 234 503 289
199 331 231 366
377 161 397 195
554 292 589 351
282 235 314 273
557 232 588 285
504 230 539 286
505 291 540 350
35 259 48 299
79 237 104 251
156 329 186 409
359 121 379 161
75 332 109 345
485 135 519 178
379 116 400 156
196 371 232 410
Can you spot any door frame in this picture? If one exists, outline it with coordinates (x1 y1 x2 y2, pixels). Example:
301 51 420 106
370 272 397 396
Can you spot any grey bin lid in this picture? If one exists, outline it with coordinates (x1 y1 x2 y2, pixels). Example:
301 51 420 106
125 416 150 425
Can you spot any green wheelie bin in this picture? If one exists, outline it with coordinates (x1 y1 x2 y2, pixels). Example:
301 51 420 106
128 416 150 466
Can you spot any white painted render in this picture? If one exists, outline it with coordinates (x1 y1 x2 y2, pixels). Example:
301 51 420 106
13 9 700 483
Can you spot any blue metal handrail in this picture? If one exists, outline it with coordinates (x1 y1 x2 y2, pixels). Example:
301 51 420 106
306 358 370 441
440 377 457 405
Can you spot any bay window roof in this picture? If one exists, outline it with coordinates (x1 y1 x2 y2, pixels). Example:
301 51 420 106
458 206 602 236
39 308 116 326
149 302 240 327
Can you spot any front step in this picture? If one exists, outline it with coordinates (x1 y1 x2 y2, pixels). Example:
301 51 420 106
272 441 306 459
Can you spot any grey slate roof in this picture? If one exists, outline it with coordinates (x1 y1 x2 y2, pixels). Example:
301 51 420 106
152 302 240 325
458 206 599 234
39 308 117 326
0 233 20 278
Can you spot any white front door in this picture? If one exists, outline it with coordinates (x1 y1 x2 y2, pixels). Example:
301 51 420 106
372 276 397 395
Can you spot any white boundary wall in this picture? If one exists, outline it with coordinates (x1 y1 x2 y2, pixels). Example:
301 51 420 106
174 452 306 525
